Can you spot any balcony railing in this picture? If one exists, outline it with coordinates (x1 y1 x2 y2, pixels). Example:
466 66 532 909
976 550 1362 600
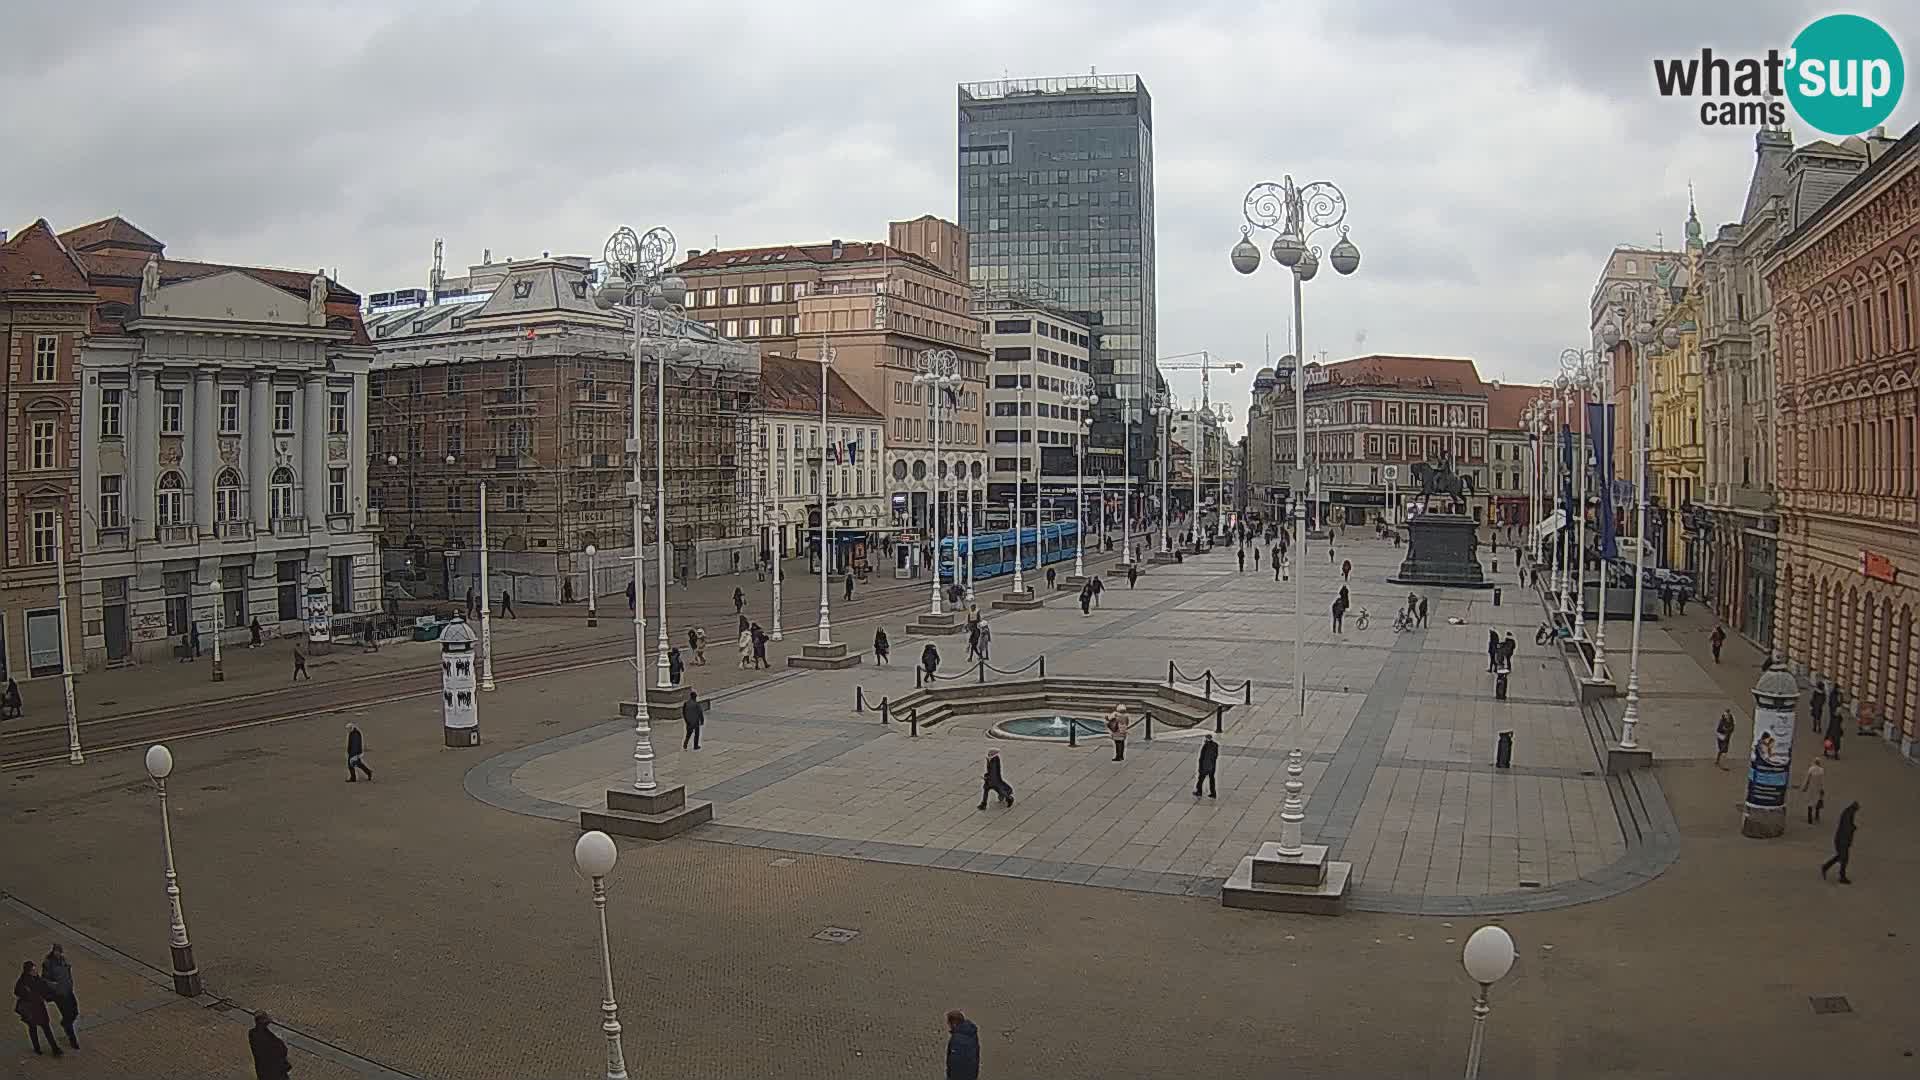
158 523 199 546
216 520 254 540
272 515 309 538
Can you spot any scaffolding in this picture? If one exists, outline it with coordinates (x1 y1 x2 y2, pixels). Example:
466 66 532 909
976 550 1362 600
367 311 760 600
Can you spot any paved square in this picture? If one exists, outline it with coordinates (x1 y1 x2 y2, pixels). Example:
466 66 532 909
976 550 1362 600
478 532 1656 912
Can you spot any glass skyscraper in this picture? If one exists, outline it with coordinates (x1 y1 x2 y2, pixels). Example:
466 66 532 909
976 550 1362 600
957 75 1159 483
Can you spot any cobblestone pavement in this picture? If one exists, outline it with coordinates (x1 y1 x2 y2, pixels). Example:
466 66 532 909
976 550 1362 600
491 536 1630 911
0 531 1915 1078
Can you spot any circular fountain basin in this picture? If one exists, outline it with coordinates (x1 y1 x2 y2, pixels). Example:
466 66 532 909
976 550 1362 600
991 715 1107 742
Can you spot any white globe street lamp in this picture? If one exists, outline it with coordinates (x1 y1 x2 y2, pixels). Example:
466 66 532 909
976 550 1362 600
573 831 629 1080
144 744 202 996
915 350 961 611
585 544 598 627
1461 925 1517 1080
1068 377 1097 578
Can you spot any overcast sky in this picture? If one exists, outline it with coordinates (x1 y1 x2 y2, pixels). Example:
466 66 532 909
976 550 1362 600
5 1 1913 436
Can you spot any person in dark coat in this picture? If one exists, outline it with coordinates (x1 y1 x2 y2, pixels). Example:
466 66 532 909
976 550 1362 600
1237 547 1246 573
733 586 745 614
945 1009 980 1080
844 574 854 602
1079 584 1092 615
346 722 373 781
682 690 704 750
921 643 940 680
1487 629 1501 672
668 646 684 686
249 617 264 648
1341 558 1352 582
1417 596 1429 628
976 622 992 661
1809 681 1828 735
750 624 769 669
966 620 981 660
1046 566 1057 590
466 586 479 619
1128 564 1139 589
626 579 636 613
1331 596 1345 633
250 1011 291 1079
1195 733 1220 798
1825 705 1844 759
292 644 310 681
13 960 58 1056
501 590 516 618
978 750 1013 810
1 677 21 720
1821 801 1859 884
1500 632 1518 668
873 628 890 666
41 944 77 1050
1091 576 1104 607
1709 624 1726 663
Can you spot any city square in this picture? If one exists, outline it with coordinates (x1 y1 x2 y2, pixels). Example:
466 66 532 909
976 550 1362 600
4 4 1918 1078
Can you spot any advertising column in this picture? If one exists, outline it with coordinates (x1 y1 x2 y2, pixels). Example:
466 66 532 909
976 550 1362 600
439 615 480 747
1741 666 1801 838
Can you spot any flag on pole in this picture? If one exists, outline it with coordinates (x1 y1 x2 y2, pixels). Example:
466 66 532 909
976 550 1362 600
1559 421 1574 542
1587 402 1616 559
845 437 859 466
942 385 959 409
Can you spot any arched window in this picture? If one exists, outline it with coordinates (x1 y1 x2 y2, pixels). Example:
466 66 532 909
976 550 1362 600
215 468 245 523
270 466 297 522
157 471 186 526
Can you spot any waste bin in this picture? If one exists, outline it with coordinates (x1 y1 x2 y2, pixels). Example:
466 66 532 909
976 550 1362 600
1495 730 1514 768
1495 670 1510 701
1493 587 1502 606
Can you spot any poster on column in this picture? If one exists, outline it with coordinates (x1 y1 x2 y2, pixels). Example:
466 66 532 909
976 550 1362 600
1744 700 1795 809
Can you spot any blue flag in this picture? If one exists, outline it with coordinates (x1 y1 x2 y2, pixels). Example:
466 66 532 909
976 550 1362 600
1559 422 1574 542
1587 402 1616 559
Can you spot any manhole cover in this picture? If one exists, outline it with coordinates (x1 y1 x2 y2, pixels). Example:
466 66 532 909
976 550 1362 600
1519 880 1543 888
813 927 860 944
1810 995 1852 1015
770 857 796 867
200 785 227 792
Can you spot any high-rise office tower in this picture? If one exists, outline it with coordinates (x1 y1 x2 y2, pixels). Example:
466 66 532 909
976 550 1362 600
958 74 1158 493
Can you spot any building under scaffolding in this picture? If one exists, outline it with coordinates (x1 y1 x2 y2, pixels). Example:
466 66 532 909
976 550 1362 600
362 250 760 604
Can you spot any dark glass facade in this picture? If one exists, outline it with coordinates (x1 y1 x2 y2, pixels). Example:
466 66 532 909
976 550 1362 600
958 76 1158 480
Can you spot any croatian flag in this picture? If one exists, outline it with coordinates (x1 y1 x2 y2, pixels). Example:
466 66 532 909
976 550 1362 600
845 437 859 466
1587 402 1616 559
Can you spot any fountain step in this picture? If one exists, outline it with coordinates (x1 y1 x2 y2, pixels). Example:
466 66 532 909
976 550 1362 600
789 644 864 670
1221 855 1350 916
906 619 971 636
992 592 1046 611
606 785 687 815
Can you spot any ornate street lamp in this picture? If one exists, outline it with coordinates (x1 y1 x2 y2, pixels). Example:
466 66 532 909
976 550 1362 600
1600 286 1660 754
1065 377 1097 578
1232 174 1360 857
573 831 629 1080
143 745 201 996
595 223 684 789
915 350 961 610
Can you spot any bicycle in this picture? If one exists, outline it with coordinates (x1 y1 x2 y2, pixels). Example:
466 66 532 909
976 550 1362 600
1393 609 1413 633
1354 608 1371 631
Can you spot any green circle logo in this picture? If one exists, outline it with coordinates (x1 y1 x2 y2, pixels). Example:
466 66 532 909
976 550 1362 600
1787 14 1904 136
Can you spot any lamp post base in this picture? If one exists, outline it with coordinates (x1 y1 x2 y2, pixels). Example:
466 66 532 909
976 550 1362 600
1606 746 1653 774
1740 805 1786 839
169 947 201 998
211 661 224 682
444 726 481 748
787 642 863 670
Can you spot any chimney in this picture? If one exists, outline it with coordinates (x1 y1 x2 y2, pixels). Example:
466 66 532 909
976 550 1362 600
686 249 702 258
830 239 844 260
483 248 492 264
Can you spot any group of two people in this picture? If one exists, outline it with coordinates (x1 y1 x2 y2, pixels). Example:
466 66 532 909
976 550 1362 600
12 945 78 1057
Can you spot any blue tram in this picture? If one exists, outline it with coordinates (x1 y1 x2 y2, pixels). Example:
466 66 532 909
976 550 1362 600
938 522 1079 583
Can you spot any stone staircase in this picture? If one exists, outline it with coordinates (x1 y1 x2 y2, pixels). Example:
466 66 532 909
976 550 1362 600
1220 842 1352 916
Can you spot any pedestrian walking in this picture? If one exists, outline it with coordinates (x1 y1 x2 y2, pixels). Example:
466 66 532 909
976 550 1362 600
1487 630 1501 672
1810 681 1828 735
844 574 854 602
966 620 980 661
249 617 264 648
14 961 59 1057
1710 624 1727 663
1273 553 1282 582
687 628 701 666
1195 733 1219 798
345 722 374 781
291 645 310 681
190 621 203 657
873 628 890 666
978 749 1014 809
1659 585 1672 617
921 642 940 681
737 626 752 669
626 579 636 613
1341 558 1352 583
682 690 704 750
40 945 76 1051
1331 596 1345 633
1238 548 1246 573
1091 575 1104 607
1329 545 1336 566
1501 632 1517 668
1802 758 1826 824
501 590 516 618
1820 801 1859 884
1079 584 1092 616
1253 547 1261 571
1128 564 1139 589
1046 566 1057 590
466 586 479 619
1106 704 1129 761
1338 585 1350 611
751 624 769 669
1829 687 1845 735
733 586 745 614
1714 709 1736 768
668 645 684 686
250 1011 291 1080
1824 705 1844 759
945 1009 980 1080
976 621 992 661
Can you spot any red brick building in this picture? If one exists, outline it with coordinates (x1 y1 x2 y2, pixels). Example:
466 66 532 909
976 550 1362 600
1767 126 1920 757
0 221 93 681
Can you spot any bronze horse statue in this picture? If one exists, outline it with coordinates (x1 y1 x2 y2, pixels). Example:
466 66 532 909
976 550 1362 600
1411 460 1467 503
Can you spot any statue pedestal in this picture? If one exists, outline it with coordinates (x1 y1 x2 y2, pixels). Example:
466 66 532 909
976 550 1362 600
1388 513 1492 589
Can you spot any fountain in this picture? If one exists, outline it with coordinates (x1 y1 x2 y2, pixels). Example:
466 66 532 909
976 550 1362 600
991 715 1107 742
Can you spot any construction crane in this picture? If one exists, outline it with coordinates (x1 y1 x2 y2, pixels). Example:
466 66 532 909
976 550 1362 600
1156 351 1246 412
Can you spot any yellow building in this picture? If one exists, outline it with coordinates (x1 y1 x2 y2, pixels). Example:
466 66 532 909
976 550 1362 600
1648 201 1708 572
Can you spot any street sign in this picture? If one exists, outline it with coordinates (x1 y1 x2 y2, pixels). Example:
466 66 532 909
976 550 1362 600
1383 465 1398 481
